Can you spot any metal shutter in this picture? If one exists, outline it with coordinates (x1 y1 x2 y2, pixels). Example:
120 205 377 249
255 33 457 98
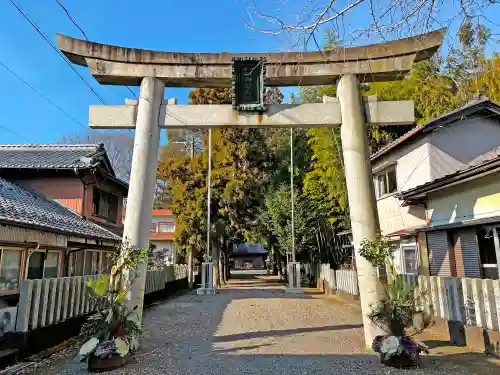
428 230 452 276
454 229 481 278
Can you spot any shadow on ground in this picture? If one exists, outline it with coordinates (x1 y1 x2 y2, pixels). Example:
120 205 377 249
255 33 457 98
26 271 500 375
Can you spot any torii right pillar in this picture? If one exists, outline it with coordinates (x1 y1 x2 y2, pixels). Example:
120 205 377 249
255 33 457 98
337 74 385 344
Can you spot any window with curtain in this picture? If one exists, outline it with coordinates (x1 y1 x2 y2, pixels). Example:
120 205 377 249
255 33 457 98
0 249 21 292
84 251 108 275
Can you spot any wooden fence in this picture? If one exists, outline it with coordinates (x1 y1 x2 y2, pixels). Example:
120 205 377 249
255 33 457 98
16 265 193 333
318 264 359 296
15 275 101 332
319 264 500 333
145 265 191 294
406 275 500 332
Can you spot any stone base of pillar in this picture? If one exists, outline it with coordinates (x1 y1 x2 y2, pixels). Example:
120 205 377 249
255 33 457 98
285 262 302 293
196 262 216 295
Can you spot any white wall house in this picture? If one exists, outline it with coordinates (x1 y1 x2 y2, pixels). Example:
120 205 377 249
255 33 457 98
371 97 500 277
123 208 177 265
400 154 500 280
150 209 177 265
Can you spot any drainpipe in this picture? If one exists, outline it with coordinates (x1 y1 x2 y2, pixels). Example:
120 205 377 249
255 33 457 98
23 242 40 280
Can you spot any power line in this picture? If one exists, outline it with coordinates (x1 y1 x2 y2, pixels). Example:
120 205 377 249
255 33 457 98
0 58 87 130
52 0 138 101
0 123 32 143
53 0 88 40
8 0 107 104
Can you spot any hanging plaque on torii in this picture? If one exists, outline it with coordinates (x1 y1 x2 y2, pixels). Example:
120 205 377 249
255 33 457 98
232 57 266 112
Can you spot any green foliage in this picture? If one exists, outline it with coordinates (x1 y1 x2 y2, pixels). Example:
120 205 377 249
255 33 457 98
304 127 348 227
157 88 286 265
366 61 459 124
78 242 148 362
359 233 395 269
368 278 431 337
188 88 232 105
299 85 337 103
210 127 272 238
265 183 317 258
360 235 432 337
158 154 207 259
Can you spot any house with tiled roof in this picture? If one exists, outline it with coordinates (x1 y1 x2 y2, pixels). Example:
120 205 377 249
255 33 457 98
371 97 500 279
0 177 120 299
0 144 128 300
0 144 128 236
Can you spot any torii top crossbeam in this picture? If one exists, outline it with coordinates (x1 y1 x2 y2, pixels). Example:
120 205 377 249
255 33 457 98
56 29 445 87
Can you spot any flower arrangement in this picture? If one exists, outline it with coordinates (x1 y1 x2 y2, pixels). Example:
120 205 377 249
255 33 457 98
359 234 432 368
77 241 148 371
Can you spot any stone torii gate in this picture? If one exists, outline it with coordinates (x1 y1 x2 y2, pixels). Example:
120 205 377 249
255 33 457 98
57 29 445 346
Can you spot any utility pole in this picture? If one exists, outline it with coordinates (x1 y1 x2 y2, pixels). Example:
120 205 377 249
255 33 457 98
290 127 295 263
170 132 197 288
207 128 212 262
187 135 195 288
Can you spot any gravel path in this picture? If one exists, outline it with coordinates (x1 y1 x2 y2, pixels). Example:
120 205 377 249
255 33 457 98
25 272 497 375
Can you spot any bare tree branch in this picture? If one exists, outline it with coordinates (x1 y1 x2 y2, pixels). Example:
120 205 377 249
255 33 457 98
246 0 500 51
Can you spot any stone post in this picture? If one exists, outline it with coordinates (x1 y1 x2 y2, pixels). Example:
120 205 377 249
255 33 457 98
123 77 165 328
197 262 215 295
285 262 302 293
188 249 194 288
337 74 384 346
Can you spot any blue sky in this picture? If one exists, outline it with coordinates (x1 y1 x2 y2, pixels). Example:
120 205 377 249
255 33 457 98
0 0 499 145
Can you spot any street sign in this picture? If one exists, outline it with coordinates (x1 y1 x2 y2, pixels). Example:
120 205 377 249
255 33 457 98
231 57 266 112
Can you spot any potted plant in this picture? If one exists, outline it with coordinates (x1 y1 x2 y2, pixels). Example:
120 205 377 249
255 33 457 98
77 242 148 372
360 234 432 368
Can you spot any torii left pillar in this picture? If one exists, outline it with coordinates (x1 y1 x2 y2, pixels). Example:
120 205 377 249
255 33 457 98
122 77 165 325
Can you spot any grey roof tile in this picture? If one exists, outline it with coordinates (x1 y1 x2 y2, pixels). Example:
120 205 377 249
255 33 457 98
0 144 104 170
0 176 120 242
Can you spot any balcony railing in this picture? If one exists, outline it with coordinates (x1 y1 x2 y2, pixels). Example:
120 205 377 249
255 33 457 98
150 222 175 233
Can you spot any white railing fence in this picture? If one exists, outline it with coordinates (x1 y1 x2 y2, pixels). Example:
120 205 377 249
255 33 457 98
408 275 500 332
319 265 500 333
16 264 194 333
145 264 192 294
335 269 359 295
318 263 359 296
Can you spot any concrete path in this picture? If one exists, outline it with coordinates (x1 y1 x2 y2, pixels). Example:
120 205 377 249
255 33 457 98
27 271 498 375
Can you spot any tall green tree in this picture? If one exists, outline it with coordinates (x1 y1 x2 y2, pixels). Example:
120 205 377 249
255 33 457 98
265 183 317 262
157 154 207 262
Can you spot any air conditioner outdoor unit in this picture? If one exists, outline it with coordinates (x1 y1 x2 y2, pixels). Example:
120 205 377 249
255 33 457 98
0 307 18 334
